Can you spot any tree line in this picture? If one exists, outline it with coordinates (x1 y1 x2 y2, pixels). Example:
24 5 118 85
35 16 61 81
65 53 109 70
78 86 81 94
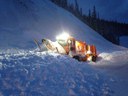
50 0 128 45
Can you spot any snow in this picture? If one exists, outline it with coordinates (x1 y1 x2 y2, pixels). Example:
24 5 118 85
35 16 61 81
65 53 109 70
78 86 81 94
0 62 2 70
0 49 128 95
0 49 116 96
120 36 128 48
95 51 128 67
0 0 128 96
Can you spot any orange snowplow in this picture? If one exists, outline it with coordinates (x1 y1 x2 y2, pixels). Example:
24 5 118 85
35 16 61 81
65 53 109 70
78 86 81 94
64 36 97 62
35 33 97 62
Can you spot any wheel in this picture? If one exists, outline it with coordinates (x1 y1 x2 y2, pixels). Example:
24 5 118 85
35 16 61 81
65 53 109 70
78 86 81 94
92 56 96 62
73 56 80 61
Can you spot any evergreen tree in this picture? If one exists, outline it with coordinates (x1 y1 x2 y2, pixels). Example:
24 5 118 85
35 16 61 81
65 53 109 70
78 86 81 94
88 9 92 25
92 6 97 19
61 0 68 8
80 8 83 16
75 0 79 12
97 12 100 19
88 9 91 18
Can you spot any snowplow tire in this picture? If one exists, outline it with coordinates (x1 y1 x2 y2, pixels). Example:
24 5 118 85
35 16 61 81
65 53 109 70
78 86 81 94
92 56 96 62
73 56 80 61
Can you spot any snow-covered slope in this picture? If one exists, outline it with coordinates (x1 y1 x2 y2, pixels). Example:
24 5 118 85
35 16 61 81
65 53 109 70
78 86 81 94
120 36 128 48
0 0 126 52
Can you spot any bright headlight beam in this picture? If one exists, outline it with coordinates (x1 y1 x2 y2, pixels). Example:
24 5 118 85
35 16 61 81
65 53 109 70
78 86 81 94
56 32 70 40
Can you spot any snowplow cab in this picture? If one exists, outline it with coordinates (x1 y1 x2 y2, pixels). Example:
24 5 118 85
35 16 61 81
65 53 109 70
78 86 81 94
67 37 76 52
86 45 97 62
75 41 87 54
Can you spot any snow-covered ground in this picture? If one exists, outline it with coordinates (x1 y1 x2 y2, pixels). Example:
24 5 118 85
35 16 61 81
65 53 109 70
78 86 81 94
0 49 113 96
0 0 128 96
0 49 128 96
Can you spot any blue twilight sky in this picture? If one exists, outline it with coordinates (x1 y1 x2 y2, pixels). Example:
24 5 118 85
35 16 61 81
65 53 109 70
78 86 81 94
68 0 128 23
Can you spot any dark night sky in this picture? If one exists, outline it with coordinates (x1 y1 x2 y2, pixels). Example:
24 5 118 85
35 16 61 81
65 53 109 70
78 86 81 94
68 0 128 23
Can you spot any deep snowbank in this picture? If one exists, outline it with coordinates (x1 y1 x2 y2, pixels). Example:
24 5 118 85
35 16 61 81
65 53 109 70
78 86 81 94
0 49 113 96
0 49 128 95
95 51 128 67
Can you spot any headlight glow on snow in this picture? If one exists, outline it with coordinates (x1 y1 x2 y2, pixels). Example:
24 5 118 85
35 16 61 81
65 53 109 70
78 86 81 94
56 32 70 40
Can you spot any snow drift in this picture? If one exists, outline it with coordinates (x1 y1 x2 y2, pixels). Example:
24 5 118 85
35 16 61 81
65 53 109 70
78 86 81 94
0 49 113 96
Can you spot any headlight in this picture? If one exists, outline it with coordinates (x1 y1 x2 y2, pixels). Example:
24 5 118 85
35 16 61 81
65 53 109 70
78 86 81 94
56 32 70 40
